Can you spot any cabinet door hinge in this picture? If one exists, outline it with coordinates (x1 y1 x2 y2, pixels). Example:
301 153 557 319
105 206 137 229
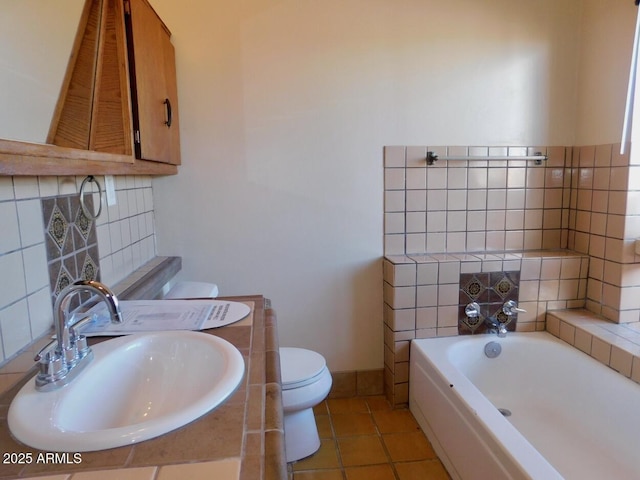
124 0 131 15
134 130 141 144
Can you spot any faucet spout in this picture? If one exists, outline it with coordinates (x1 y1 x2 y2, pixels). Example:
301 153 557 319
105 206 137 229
54 280 122 358
36 280 122 391
486 317 508 338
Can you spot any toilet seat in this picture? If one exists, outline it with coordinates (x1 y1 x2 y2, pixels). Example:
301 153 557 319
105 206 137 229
280 347 327 390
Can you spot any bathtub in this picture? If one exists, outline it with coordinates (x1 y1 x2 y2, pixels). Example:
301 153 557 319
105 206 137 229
409 332 640 480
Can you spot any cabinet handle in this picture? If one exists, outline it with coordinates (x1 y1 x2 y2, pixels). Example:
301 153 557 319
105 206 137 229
164 98 172 127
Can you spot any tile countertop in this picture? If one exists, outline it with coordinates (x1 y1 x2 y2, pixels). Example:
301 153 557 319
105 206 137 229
0 295 286 480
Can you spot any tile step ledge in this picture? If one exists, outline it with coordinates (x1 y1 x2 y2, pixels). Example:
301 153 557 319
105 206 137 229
385 249 585 264
547 309 640 384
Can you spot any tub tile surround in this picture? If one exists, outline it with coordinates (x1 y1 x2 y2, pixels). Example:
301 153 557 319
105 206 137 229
382 142 640 406
383 251 589 406
566 144 640 324
383 145 571 256
0 175 156 367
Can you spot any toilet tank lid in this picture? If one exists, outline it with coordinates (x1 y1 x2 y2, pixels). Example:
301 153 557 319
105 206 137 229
280 347 327 387
164 281 219 299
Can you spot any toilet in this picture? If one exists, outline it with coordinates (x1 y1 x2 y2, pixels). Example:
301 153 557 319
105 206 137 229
280 347 332 463
164 282 332 462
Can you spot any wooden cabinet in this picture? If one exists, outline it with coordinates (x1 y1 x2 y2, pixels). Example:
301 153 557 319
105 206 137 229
47 0 134 158
125 0 181 165
1 0 182 175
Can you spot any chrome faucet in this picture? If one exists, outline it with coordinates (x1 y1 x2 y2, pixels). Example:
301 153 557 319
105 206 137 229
485 301 526 338
34 280 123 391
503 300 526 317
465 302 481 322
486 317 508 338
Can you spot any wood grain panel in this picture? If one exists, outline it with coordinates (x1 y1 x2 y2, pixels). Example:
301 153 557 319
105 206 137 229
47 0 101 149
90 0 133 155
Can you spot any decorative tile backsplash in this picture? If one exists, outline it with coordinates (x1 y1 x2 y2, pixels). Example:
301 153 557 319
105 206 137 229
458 270 520 334
42 194 100 307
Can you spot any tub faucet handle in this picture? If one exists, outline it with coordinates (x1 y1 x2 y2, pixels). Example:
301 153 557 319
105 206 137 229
465 302 481 319
503 300 526 316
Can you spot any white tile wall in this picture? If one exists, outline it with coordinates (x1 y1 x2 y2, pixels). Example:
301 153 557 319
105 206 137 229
386 143 640 326
384 145 568 256
383 141 640 406
0 175 157 365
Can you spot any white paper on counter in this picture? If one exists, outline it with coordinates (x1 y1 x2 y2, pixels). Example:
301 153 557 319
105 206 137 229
82 299 251 336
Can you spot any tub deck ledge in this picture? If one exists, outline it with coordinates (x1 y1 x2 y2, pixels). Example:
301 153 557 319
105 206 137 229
547 308 640 384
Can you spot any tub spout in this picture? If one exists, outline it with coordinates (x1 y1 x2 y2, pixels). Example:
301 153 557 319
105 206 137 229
486 317 507 338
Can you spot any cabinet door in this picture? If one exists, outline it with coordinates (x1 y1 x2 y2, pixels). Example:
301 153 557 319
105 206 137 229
161 28 180 164
125 0 180 165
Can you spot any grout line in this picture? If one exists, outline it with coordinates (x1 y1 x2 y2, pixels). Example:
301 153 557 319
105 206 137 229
326 401 347 479
366 400 402 480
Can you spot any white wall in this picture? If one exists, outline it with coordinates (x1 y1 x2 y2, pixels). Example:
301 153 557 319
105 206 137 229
0 0 84 143
150 0 585 371
574 0 636 146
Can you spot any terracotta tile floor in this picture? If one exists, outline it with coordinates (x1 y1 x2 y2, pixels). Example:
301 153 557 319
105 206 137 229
287 396 451 480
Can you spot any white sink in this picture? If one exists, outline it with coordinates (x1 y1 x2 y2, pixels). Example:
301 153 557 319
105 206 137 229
8 330 244 452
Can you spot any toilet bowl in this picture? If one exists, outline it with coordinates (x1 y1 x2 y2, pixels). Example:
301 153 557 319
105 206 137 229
280 347 332 463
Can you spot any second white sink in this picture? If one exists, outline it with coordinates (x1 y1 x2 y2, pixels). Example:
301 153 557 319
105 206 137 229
8 330 245 452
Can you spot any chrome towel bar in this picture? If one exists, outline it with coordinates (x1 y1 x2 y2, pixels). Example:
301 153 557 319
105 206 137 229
426 151 547 166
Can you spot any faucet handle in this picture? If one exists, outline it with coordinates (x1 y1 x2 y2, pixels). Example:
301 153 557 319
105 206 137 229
34 340 67 384
503 300 526 316
37 353 65 377
69 315 94 341
465 302 481 318
34 339 58 363
75 335 90 359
